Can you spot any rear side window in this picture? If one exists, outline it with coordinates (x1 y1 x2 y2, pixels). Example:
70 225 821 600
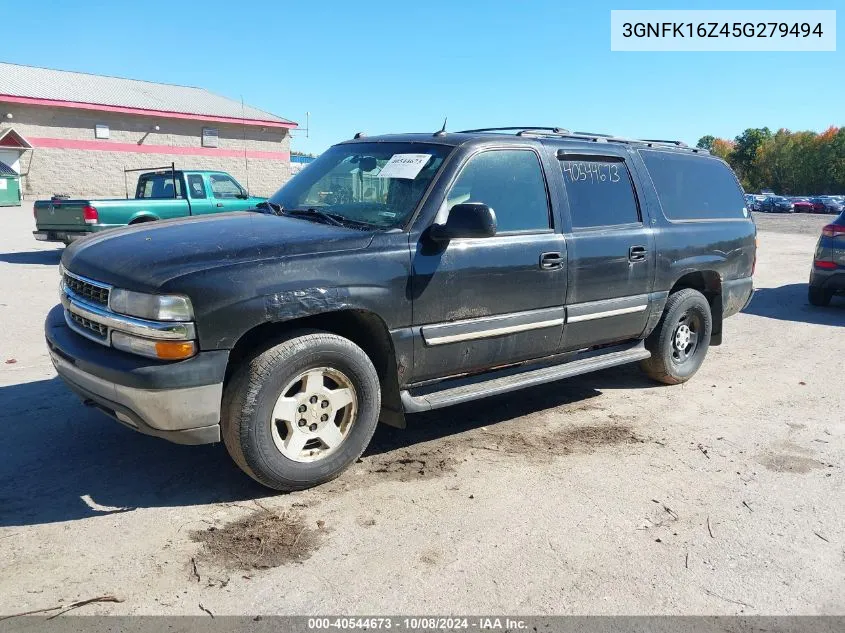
560 159 641 228
187 174 206 199
640 151 745 220
137 174 183 199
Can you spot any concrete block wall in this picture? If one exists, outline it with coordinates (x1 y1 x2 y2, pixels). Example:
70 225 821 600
1 104 293 199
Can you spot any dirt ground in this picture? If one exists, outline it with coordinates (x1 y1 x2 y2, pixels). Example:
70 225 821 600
0 205 842 616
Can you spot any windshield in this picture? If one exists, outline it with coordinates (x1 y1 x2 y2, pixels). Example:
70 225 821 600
269 142 452 229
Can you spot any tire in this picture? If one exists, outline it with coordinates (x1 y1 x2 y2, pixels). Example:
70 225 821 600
808 285 832 307
640 288 713 385
222 330 381 491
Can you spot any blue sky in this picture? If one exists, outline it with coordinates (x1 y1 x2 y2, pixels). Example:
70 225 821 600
2 0 841 153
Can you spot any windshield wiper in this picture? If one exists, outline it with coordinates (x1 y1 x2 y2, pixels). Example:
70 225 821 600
282 208 347 227
255 200 285 215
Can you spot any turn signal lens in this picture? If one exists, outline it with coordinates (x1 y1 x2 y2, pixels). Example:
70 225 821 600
752 235 758 275
154 340 197 360
112 330 196 360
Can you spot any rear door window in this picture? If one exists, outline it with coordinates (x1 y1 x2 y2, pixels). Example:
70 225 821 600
640 151 745 220
187 174 207 199
559 158 641 229
137 173 183 199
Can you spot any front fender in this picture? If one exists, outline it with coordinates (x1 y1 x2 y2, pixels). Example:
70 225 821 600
196 286 389 351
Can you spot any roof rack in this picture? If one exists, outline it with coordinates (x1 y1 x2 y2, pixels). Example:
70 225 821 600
640 138 688 147
457 126 571 135
455 127 705 153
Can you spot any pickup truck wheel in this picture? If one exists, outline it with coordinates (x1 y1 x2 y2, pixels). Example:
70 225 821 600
222 331 381 491
808 285 832 307
640 288 712 385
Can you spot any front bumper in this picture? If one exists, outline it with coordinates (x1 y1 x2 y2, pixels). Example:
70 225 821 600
45 305 228 445
34 230 88 244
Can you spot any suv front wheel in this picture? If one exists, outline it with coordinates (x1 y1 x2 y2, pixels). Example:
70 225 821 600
640 288 713 385
222 331 381 491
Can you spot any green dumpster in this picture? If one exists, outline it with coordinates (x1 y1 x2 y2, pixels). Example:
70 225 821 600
0 161 21 207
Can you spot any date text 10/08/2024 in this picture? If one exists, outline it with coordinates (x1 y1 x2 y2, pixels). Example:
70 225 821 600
307 617 529 630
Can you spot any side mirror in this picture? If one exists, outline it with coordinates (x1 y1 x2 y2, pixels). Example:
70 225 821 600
430 203 497 242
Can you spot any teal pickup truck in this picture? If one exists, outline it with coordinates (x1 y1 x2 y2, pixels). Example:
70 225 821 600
33 168 265 244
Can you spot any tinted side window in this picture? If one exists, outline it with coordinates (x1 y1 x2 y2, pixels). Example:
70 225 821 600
560 159 640 228
448 150 550 232
187 174 206 199
209 174 244 199
640 151 745 220
137 174 183 199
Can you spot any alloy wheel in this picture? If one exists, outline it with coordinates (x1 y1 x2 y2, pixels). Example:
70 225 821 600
269 367 358 463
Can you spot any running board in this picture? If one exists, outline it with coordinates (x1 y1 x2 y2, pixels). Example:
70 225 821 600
400 342 650 413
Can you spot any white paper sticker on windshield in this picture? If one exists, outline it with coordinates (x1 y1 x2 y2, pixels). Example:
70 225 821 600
377 154 431 180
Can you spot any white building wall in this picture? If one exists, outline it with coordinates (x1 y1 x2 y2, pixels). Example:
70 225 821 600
0 103 293 199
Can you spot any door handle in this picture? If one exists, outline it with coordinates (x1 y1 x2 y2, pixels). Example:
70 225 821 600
629 245 648 262
215 203 224 207
540 252 564 270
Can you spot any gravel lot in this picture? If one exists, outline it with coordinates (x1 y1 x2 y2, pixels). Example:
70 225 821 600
0 204 842 616
751 211 832 236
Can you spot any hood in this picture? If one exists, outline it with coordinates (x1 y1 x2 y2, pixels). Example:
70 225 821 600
62 212 374 291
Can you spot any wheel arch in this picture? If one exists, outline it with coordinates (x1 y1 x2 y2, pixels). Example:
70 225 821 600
225 309 406 428
128 213 159 225
668 270 723 344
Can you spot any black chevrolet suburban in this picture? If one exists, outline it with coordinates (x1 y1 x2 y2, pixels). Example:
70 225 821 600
46 127 756 491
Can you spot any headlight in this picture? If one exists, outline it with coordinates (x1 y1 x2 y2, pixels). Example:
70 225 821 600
58 263 65 299
109 289 193 321
112 331 197 360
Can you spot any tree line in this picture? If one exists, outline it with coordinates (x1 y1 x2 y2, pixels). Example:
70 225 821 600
696 126 845 195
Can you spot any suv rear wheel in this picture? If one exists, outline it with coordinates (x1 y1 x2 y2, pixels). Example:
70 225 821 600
640 288 712 385
222 331 381 491
808 285 832 307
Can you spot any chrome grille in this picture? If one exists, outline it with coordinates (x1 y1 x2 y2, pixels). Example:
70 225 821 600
64 273 110 306
68 311 108 340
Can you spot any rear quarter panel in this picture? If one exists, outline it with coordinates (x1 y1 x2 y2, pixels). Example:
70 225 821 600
816 234 845 267
91 199 192 228
627 149 756 308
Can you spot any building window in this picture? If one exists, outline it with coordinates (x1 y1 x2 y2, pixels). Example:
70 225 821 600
95 125 109 139
202 127 219 148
